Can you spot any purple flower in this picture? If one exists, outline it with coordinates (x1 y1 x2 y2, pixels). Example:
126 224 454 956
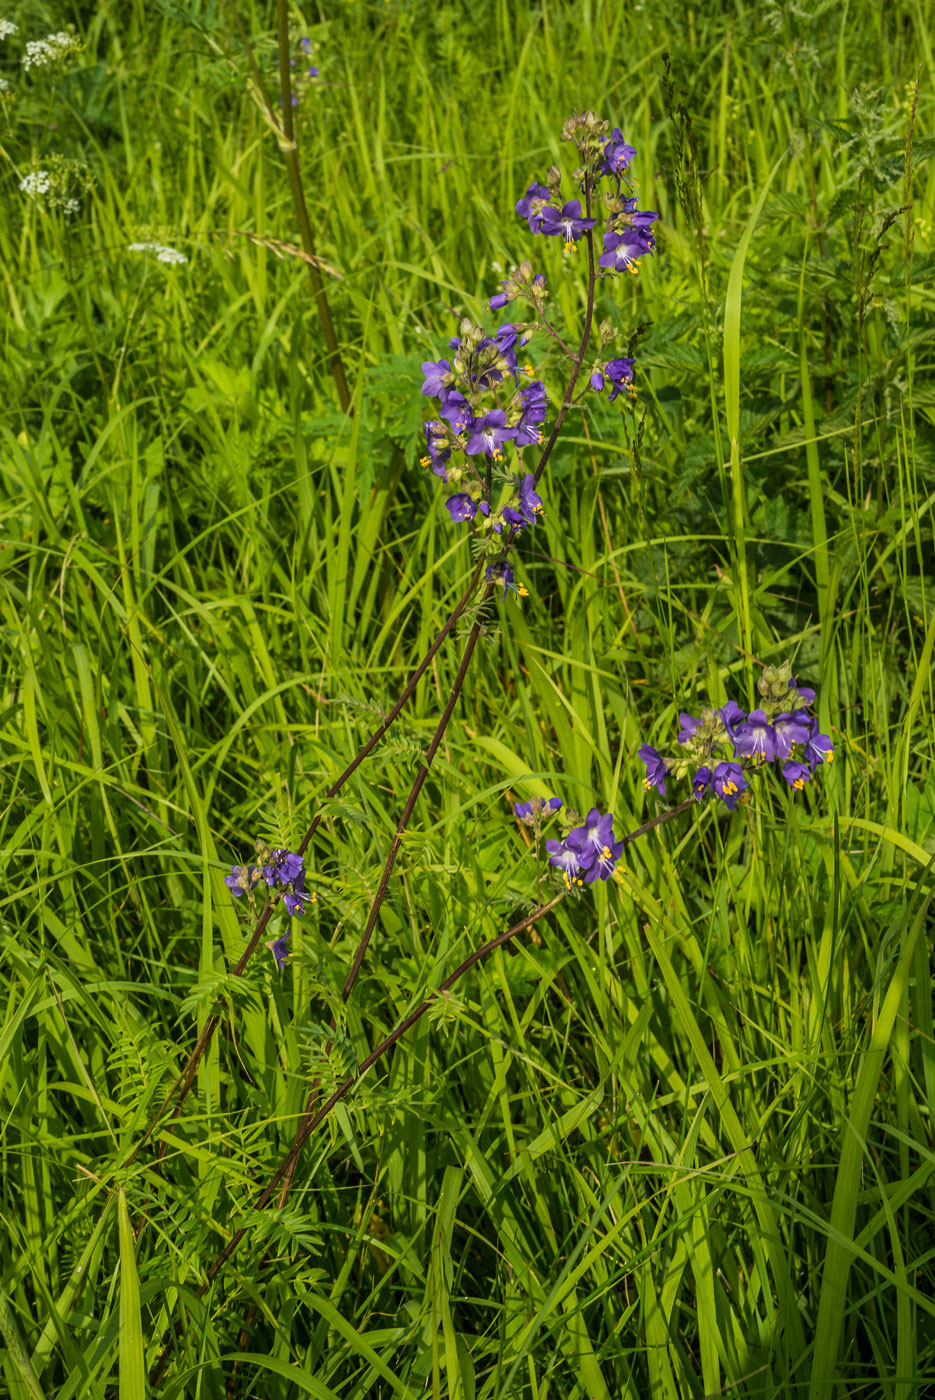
307 65 318 77
489 291 510 310
789 678 816 708
539 200 596 246
516 182 553 233
712 761 748 810
803 719 833 770
282 889 307 917
677 713 700 745
269 934 290 969
639 745 668 795
773 712 810 761
300 37 312 50
733 709 776 764
514 381 547 448
719 701 746 739
567 808 615 866
465 410 517 460
420 420 450 478
500 505 528 531
583 837 624 883
262 849 304 887
692 766 712 800
601 129 637 177
515 473 544 524
589 369 604 391
545 838 586 889
493 322 526 360
279 851 304 883
622 205 659 236
438 389 471 433
782 760 812 791
225 864 260 897
598 229 653 273
421 359 450 397
606 357 636 402
486 561 527 601
445 493 480 523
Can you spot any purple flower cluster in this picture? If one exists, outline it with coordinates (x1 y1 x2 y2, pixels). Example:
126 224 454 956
638 662 833 811
225 843 315 968
420 322 548 506
546 808 625 888
514 117 656 405
419 316 547 603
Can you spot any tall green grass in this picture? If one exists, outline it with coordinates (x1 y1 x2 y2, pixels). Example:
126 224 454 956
1 0 934 1395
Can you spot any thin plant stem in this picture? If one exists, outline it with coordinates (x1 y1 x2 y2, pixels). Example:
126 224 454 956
148 799 692 1386
340 586 493 1001
533 177 597 490
273 0 350 412
222 0 351 413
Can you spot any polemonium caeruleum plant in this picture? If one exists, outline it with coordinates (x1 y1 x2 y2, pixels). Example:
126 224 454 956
143 109 830 1381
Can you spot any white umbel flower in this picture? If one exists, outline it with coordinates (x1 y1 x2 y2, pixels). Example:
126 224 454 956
0 19 19 40
20 169 51 196
128 241 188 265
22 28 83 69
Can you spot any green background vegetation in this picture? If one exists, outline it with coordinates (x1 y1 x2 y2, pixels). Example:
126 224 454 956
2 0 935 1394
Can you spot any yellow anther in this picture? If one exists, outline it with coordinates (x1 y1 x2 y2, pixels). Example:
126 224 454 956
794 778 805 790
518 584 529 597
563 872 571 889
826 750 834 764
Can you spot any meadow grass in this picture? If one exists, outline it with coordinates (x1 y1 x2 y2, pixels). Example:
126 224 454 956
1 0 934 1395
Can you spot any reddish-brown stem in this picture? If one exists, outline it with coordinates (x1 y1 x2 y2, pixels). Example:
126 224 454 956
340 584 493 1001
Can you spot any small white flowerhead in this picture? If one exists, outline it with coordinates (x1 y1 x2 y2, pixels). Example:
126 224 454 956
0 19 19 40
20 170 52 197
22 27 84 71
128 241 188 265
